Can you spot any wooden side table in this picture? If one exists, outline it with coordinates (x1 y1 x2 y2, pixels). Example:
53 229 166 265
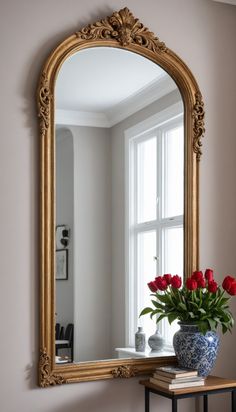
140 376 236 412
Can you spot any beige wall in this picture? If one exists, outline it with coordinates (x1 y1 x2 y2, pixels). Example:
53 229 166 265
56 128 74 329
71 125 112 362
1 0 236 411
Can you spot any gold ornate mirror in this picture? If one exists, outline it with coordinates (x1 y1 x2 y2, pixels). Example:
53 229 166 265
38 7 204 387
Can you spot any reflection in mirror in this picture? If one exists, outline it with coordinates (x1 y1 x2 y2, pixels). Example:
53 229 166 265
55 47 183 364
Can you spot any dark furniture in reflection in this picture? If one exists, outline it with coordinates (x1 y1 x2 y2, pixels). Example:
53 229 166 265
55 323 74 362
55 323 60 339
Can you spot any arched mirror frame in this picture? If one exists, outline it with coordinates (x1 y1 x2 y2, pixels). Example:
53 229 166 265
38 8 204 387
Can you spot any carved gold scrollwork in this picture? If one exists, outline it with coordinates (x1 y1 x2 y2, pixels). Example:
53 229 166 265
38 72 52 138
111 365 138 378
193 92 205 161
39 349 66 387
76 7 167 52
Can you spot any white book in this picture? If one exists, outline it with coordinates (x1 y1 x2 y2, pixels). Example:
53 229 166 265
155 366 198 378
150 377 205 390
153 373 203 384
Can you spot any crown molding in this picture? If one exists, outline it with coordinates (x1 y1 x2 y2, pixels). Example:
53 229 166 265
107 75 176 126
55 109 109 127
56 75 177 128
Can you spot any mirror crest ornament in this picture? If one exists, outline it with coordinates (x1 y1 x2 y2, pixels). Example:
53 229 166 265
38 7 205 387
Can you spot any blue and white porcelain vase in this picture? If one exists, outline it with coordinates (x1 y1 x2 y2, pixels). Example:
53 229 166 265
173 323 220 377
135 327 146 352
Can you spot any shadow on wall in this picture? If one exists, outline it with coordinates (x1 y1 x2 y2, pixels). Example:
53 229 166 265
46 378 168 412
25 361 38 390
47 378 195 412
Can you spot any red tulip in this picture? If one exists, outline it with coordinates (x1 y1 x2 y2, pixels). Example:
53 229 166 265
208 280 218 293
205 269 214 282
192 271 204 282
155 276 168 291
197 277 206 288
186 278 198 290
228 281 236 296
163 274 172 285
148 281 158 293
222 275 235 293
171 275 182 289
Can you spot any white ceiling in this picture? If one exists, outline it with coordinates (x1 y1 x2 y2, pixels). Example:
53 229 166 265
55 47 173 116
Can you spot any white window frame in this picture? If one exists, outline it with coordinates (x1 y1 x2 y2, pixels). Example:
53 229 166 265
125 102 184 348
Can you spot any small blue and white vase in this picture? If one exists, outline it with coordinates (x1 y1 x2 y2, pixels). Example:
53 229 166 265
173 322 220 377
135 327 146 352
148 328 165 352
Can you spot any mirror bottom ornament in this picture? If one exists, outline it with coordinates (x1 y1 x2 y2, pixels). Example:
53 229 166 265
39 349 66 387
111 365 138 378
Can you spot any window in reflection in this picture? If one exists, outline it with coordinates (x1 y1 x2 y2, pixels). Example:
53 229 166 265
127 105 184 348
137 137 157 223
137 230 157 341
163 124 184 218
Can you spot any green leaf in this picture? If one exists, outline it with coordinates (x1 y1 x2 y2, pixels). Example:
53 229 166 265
139 307 153 317
150 309 162 319
197 321 209 335
198 308 206 314
207 318 217 331
156 294 170 304
178 302 187 311
168 313 178 324
218 297 230 306
151 300 165 310
156 313 168 323
222 323 228 334
189 301 199 309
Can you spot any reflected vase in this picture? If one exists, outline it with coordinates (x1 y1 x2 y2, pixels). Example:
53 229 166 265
173 323 220 377
135 327 146 352
148 328 165 351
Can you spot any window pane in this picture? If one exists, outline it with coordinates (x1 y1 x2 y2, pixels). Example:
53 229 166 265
162 225 183 347
163 226 183 278
137 231 157 340
137 137 157 223
163 125 184 218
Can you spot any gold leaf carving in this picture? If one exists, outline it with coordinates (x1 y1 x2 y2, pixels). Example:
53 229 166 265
193 92 205 161
76 7 167 52
39 349 66 387
38 72 52 138
111 365 138 378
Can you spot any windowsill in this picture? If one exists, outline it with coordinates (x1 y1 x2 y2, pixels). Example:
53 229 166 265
115 347 175 359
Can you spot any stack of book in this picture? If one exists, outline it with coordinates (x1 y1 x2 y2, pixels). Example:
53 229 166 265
150 366 205 390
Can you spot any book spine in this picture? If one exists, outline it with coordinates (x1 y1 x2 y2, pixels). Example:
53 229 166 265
168 381 205 389
153 374 203 384
155 371 198 379
150 378 205 389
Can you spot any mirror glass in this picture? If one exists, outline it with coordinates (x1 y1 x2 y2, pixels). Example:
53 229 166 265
55 47 184 364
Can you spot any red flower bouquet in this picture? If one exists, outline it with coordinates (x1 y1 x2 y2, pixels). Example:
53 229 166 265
140 269 236 334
